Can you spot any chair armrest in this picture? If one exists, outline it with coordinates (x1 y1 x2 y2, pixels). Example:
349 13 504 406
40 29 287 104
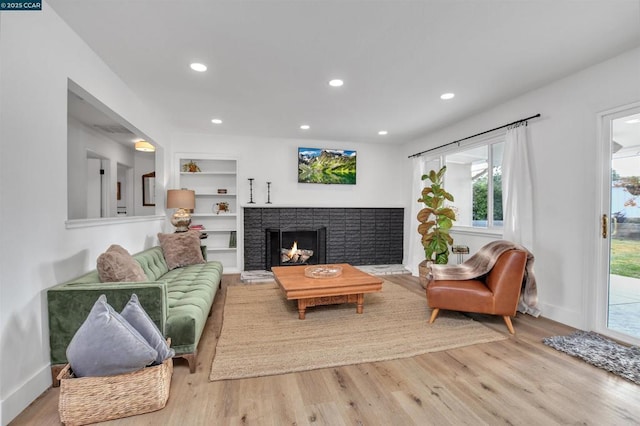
47 281 168 365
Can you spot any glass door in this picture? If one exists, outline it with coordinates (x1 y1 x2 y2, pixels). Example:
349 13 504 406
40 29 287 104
599 106 640 344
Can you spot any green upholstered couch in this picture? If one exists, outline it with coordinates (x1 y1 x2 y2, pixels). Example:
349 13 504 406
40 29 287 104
47 246 222 382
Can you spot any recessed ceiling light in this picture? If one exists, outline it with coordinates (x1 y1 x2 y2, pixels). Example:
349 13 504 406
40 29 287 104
329 79 344 87
440 93 455 100
378 130 388 135
625 118 640 124
211 118 222 124
190 63 207 72
300 124 310 130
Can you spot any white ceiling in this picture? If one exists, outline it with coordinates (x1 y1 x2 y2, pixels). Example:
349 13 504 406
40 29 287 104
48 0 640 145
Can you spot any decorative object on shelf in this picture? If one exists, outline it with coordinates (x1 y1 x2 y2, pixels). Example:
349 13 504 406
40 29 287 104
304 265 343 279
247 178 255 204
215 202 229 214
182 160 201 173
229 231 237 248
217 189 227 194
266 182 272 204
166 189 195 232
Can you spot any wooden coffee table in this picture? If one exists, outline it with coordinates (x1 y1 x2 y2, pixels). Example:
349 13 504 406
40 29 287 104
272 263 383 319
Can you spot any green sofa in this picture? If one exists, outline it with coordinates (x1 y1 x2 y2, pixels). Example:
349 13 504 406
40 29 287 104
47 246 222 382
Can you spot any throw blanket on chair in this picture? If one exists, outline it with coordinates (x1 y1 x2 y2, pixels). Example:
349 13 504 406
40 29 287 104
429 240 540 317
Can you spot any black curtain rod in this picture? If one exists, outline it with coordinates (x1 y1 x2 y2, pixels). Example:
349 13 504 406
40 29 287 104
408 113 541 159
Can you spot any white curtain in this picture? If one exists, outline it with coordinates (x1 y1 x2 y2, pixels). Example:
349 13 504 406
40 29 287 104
503 124 540 316
502 124 534 250
407 156 426 275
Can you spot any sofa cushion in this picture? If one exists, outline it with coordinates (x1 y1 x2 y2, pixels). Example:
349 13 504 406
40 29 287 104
97 245 147 282
158 231 205 270
121 294 175 364
66 295 158 377
162 261 222 352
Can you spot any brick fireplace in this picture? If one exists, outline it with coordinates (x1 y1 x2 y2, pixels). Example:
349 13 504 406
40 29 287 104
244 207 403 271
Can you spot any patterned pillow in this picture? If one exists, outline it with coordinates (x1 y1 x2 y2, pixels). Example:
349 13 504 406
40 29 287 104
66 295 158 377
97 245 147 282
157 231 205 270
121 294 175 365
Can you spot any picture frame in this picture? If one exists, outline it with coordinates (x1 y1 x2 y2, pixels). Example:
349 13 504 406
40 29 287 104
142 171 156 206
297 147 357 184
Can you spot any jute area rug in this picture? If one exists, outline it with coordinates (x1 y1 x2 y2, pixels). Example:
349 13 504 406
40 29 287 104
543 331 640 385
209 280 507 381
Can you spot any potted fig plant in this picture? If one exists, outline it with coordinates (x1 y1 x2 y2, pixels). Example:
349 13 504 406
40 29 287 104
417 166 456 284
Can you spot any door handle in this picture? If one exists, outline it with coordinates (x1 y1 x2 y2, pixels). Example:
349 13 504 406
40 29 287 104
602 214 608 239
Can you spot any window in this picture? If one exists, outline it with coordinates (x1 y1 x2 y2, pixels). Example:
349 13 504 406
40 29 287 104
428 135 504 229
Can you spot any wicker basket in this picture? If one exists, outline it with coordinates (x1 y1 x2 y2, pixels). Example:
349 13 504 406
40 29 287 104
57 356 173 425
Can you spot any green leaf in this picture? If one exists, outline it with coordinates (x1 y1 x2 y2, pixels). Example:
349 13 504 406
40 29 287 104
436 207 456 220
437 217 453 230
435 251 449 264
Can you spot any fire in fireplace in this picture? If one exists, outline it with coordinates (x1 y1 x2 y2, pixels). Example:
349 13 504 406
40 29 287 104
280 241 313 264
266 227 326 270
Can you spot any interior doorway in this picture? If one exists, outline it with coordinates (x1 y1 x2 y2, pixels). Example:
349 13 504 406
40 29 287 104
597 104 640 345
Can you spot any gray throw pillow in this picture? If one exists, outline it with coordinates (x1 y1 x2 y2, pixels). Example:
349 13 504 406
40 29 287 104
66 295 158 377
121 294 175 365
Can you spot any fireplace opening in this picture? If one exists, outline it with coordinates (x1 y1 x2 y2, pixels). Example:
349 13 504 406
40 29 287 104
266 227 326 270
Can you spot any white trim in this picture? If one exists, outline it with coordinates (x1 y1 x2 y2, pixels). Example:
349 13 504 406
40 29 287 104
450 226 503 238
65 214 165 229
1 363 51 425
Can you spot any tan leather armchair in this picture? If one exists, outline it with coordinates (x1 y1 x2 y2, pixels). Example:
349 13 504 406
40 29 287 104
426 250 528 334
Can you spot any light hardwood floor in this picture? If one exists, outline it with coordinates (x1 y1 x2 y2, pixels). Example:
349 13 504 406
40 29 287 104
11 274 640 425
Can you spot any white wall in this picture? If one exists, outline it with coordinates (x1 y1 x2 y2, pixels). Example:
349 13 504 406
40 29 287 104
402 47 640 330
0 4 171 424
170 134 405 208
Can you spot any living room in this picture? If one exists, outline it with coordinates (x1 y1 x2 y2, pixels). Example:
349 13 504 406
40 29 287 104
1 1 640 424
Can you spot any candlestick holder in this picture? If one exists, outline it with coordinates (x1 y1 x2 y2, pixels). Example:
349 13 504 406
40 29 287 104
266 182 272 204
247 178 255 204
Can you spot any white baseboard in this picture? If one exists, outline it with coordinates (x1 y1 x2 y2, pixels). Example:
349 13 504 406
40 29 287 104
1 363 51 426
538 302 586 330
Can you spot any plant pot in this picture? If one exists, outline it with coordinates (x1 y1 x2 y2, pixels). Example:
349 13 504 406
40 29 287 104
418 260 431 289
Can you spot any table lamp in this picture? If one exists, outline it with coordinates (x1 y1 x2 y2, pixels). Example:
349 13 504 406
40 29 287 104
166 189 195 232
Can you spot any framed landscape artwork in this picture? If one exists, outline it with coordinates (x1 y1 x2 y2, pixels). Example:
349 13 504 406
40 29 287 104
298 147 357 185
